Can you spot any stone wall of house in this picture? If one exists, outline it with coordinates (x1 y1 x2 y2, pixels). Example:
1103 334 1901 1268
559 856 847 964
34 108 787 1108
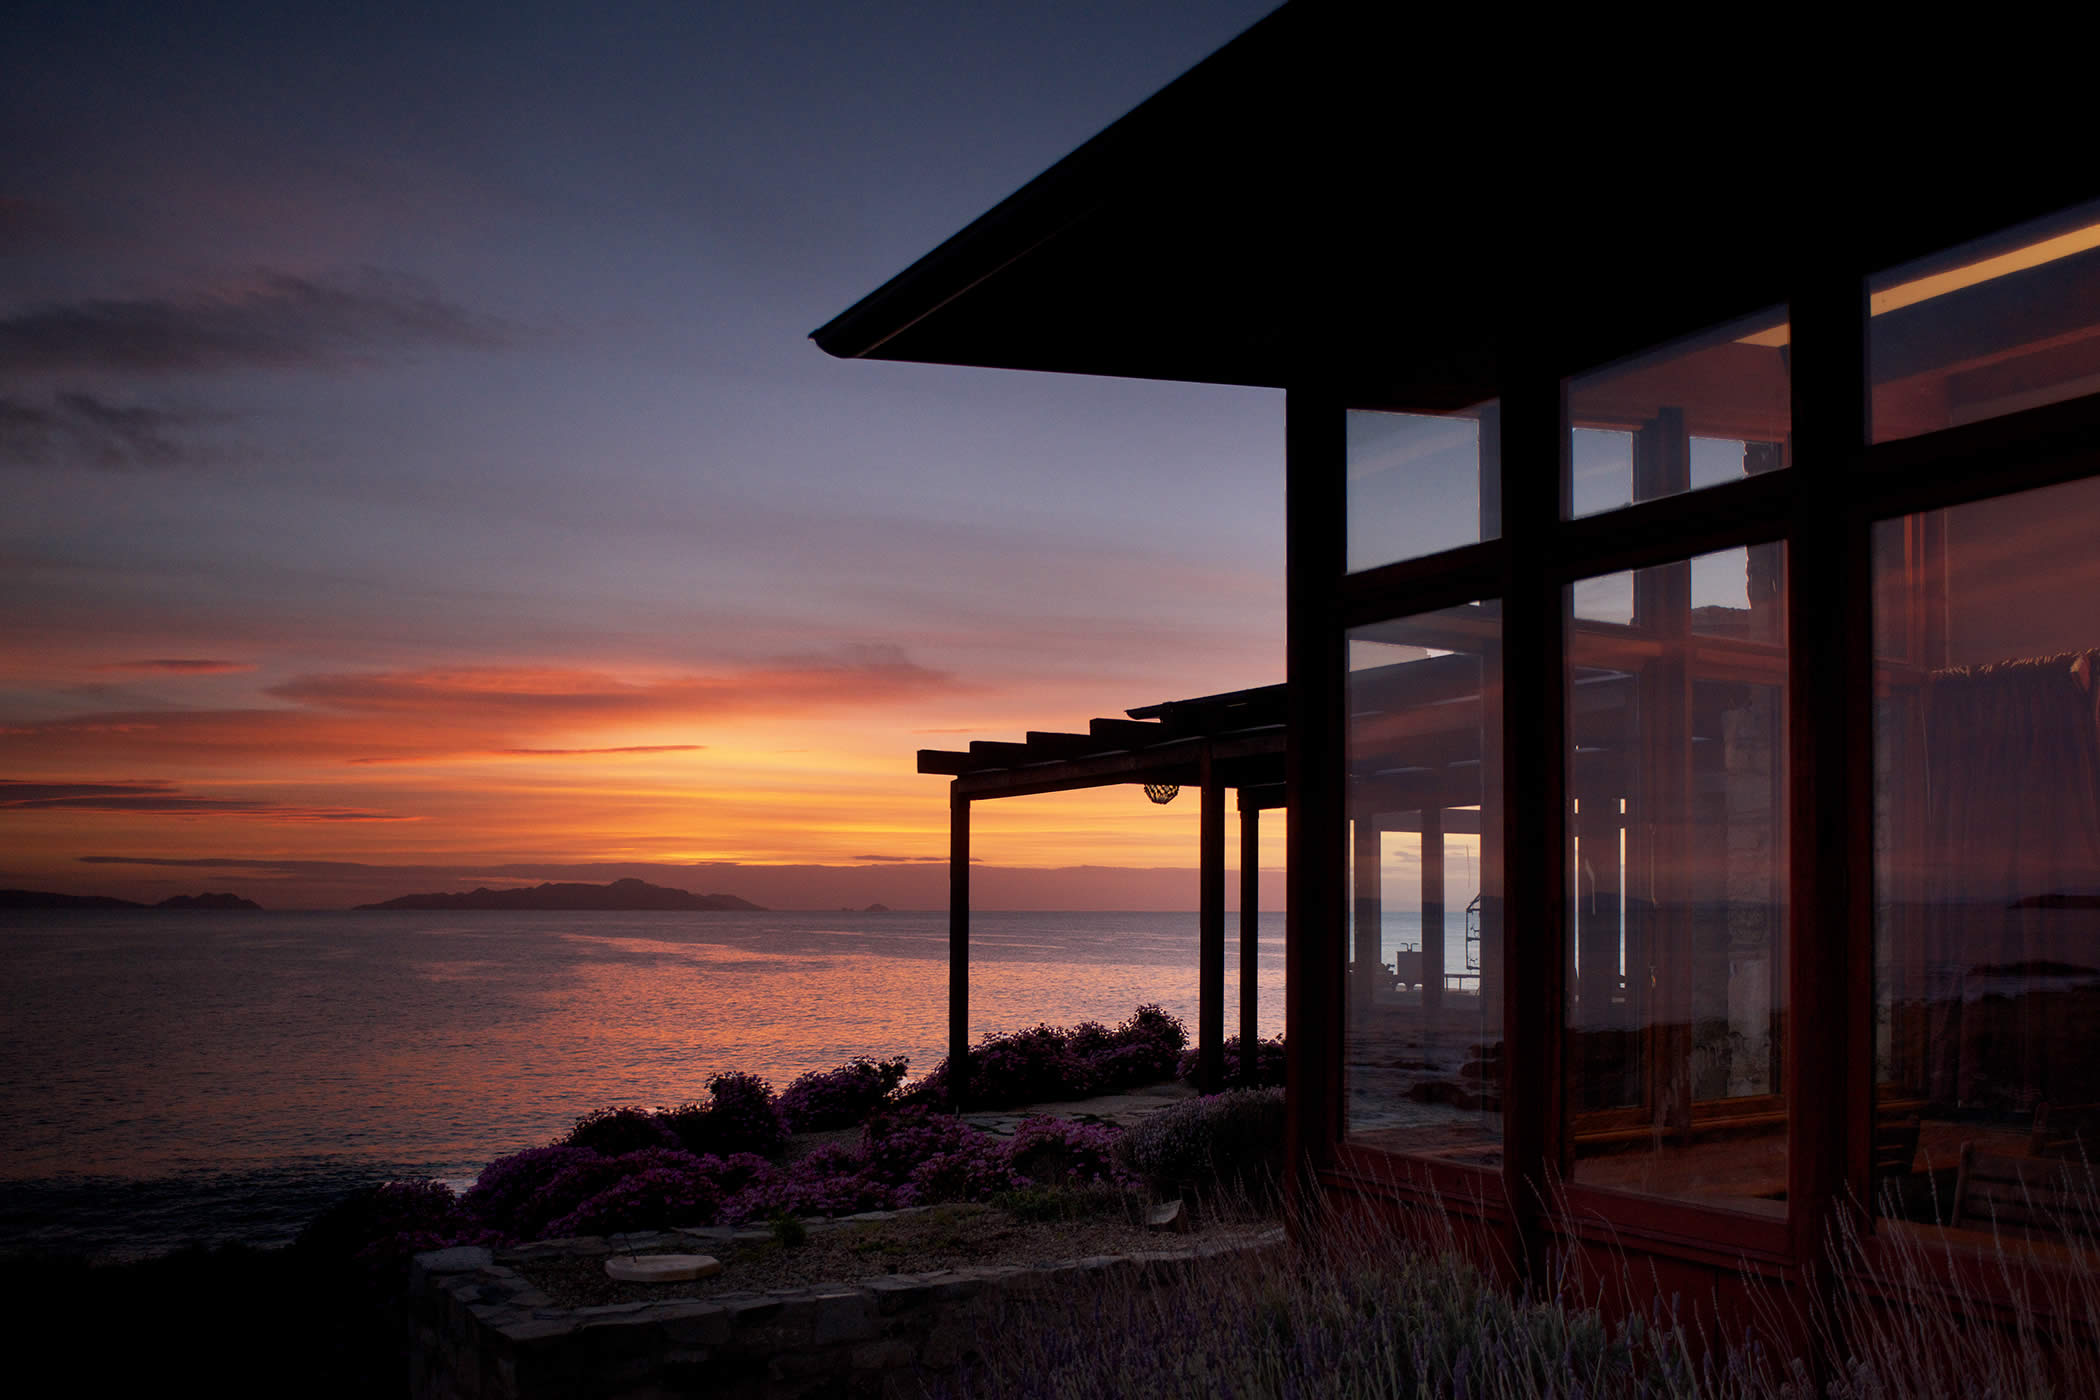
410 1219 1282 1400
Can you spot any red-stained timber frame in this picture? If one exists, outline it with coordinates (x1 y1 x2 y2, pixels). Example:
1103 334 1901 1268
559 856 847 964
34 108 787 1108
1285 277 2100 1312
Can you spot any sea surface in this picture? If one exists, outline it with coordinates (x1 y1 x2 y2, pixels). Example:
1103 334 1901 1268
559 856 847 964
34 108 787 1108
0 908 1294 1260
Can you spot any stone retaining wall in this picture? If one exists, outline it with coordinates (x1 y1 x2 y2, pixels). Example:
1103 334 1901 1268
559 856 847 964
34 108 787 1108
410 1213 1283 1400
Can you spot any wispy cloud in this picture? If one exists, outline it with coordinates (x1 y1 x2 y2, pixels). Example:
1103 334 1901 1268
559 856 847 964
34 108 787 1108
497 744 705 757
0 778 410 822
0 270 515 375
0 648 961 768
272 649 955 726
0 391 203 469
94 658 252 674
851 853 944 863
345 743 707 765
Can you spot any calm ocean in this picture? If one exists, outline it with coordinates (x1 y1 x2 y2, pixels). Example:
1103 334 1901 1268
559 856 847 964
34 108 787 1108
0 908 1290 1260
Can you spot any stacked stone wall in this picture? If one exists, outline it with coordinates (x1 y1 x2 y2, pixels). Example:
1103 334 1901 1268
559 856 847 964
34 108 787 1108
410 1215 1282 1400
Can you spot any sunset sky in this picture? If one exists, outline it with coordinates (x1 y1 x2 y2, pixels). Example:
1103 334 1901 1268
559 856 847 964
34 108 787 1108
1 1 1288 909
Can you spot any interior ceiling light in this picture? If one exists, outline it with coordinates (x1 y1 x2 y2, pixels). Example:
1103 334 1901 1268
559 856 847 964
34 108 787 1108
1735 218 2100 350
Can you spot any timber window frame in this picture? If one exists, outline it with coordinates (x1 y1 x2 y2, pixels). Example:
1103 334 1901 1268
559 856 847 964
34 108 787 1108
1296 260 2100 1272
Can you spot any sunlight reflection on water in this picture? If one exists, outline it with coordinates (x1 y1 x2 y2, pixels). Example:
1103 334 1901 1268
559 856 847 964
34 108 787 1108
0 909 1287 1183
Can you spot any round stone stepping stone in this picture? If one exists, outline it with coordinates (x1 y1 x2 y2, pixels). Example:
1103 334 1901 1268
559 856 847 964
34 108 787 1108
604 1253 722 1283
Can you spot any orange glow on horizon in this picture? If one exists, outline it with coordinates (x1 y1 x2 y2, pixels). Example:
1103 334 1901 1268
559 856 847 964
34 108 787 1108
0 647 1286 901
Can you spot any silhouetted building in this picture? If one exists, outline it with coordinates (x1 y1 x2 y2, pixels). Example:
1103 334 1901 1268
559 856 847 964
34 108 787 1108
819 1 2100 1323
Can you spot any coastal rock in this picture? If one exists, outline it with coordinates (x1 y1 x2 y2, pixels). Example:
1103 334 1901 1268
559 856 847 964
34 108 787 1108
355 877 761 912
156 892 262 910
0 889 145 909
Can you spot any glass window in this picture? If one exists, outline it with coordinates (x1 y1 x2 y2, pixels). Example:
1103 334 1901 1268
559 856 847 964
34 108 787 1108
1873 475 2100 1245
1565 544 1788 1213
1347 402 1498 573
1871 199 2100 443
1566 308 1791 518
1345 601 1502 1164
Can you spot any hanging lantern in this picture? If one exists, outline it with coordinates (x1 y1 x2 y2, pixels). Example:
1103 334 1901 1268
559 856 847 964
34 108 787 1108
1143 782 1180 805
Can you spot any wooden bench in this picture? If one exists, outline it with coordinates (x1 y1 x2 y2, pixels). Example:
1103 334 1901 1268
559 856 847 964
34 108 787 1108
2030 1101 2100 1160
1951 1142 2100 1239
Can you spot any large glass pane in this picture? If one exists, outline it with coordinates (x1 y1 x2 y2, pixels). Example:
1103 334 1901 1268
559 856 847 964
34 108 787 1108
1345 601 1502 1164
1566 545 1788 1213
1347 402 1498 573
1871 199 2100 443
1873 475 2100 1246
1566 308 1791 519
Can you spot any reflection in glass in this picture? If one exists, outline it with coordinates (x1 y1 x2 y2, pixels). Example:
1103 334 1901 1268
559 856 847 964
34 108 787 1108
1566 545 1788 1212
1345 602 1502 1163
1347 402 1499 573
1871 199 2100 443
1874 476 2100 1246
1566 308 1790 519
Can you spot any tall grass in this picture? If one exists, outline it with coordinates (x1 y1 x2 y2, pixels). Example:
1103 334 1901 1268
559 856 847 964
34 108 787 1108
940 1173 2100 1400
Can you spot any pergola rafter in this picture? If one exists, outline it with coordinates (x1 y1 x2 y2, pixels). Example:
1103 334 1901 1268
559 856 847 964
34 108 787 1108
920 683 1285 1104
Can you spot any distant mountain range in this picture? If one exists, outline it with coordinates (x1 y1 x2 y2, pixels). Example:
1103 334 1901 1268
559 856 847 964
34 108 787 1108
0 889 262 910
355 877 762 912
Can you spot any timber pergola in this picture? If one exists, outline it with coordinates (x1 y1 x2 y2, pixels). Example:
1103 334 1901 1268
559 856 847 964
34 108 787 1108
919 682 1285 1101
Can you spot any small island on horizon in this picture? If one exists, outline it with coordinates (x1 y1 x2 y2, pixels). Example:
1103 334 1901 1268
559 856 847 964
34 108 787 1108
355 876 763 912
0 889 263 911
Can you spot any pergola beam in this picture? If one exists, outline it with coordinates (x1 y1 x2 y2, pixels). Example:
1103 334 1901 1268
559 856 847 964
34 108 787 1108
951 729 1282 799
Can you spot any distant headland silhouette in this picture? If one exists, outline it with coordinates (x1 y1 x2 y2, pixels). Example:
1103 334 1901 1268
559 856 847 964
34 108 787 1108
0 889 262 910
355 876 761 912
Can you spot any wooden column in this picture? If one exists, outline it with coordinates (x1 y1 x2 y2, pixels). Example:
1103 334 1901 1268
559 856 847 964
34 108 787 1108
1788 270 1872 1274
1498 357 1567 1270
1200 745 1226 1092
1421 805 1445 1012
1284 384 1348 1188
1240 799 1261 1082
949 784 970 1112
1352 812 1382 1014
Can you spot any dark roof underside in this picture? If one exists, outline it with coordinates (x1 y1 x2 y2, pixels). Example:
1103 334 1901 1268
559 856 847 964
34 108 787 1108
814 4 2100 402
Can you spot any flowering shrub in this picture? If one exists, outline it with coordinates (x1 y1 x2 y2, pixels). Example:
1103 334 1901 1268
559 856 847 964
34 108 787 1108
723 1145 902 1222
545 1165 723 1237
1006 1115 1129 1188
564 1105 679 1155
1111 1005 1191 1080
436 1010 1211 1245
461 1145 601 1233
1174 1033 1287 1089
906 1004 1189 1109
777 1055 909 1131
862 1108 987 1184
909 1137 1024 1204
296 1179 504 1288
656 1072 789 1160
463 1146 720 1239
705 1151 779 1197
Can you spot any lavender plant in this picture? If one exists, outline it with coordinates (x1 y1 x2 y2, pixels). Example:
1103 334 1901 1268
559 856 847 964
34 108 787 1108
1115 1087 1284 1202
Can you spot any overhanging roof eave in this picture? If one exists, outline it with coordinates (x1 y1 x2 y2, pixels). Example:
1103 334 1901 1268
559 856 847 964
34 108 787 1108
807 5 1300 379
